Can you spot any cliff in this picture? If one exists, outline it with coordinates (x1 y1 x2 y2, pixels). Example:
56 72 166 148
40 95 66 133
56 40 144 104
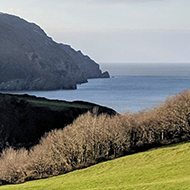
0 13 109 90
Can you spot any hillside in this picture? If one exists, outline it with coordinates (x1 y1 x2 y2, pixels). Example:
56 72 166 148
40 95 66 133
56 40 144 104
0 13 109 90
1 90 190 185
0 93 116 152
1 142 190 190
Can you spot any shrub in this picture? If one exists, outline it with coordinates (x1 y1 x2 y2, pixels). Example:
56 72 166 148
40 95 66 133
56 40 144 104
0 148 28 184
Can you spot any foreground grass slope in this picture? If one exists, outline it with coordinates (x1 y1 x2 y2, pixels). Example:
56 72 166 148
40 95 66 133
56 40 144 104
1 142 190 190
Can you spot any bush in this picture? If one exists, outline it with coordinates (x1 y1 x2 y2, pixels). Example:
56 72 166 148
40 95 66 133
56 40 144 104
0 148 28 184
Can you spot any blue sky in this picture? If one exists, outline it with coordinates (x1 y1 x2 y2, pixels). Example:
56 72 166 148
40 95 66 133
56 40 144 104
1 0 190 63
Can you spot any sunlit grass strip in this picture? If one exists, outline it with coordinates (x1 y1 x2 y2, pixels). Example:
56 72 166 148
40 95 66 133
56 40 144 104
27 99 92 110
1 142 190 190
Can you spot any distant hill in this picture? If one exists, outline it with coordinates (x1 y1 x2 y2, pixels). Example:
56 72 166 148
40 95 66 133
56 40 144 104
0 13 109 90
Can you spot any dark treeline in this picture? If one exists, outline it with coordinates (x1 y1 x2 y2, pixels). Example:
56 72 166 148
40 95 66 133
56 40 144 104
1 90 190 185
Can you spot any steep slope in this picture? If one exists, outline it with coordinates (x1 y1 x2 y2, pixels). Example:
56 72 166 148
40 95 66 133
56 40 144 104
0 13 109 90
1 142 190 189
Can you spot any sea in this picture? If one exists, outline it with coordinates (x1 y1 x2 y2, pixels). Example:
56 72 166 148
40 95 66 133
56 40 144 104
3 63 190 113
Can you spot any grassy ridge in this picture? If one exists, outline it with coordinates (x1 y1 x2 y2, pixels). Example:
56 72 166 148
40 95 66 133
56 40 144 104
16 94 93 111
1 142 190 190
26 99 92 111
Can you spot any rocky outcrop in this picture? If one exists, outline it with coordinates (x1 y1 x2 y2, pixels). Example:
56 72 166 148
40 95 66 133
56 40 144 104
0 93 116 152
0 13 109 91
100 71 110 78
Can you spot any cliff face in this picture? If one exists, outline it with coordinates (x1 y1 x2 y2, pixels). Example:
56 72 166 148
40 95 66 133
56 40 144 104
0 13 109 90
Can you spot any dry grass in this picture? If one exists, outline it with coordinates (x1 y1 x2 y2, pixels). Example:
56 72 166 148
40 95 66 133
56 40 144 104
1 90 190 185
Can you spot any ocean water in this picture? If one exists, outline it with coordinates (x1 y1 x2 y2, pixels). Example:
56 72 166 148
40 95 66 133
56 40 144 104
4 63 190 113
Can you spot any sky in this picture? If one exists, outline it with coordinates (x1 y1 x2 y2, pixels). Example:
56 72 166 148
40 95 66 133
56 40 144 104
1 0 190 63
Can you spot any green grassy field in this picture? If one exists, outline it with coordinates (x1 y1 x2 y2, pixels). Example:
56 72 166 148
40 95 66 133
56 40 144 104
1 142 190 190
